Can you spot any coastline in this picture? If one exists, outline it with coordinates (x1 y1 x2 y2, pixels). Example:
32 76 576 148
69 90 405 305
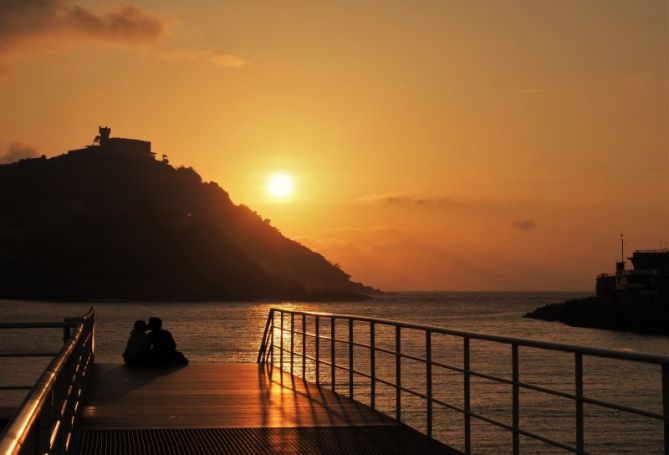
0 290 376 304
525 296 669 336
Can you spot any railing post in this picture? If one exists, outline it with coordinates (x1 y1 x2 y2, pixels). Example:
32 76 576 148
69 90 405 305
269 311 274 369
59 322 72 451
60 348 73 453
290 312 295 377
396 325 401 421
280 311 284 384
257 312 269 363
426 330 433 439
331 317 336 391
302 314 306 380
370 322 376 410
662 363 669 455
37 388 52 454
61 346 73 450
315 316 320 384
464 336 471 455
262 310 271 364
512 344 520 455
90 312 96 363
349 319 354 398
575 352 584 454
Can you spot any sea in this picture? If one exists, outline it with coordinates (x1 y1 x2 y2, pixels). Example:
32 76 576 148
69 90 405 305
1 292 667 454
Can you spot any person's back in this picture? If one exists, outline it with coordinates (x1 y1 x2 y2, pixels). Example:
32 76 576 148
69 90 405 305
147 317 188 366
123 320 149 365
148 328 176 359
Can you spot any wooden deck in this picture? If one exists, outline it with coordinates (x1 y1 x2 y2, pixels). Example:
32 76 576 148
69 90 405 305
78 363 459 454
81 363 396 429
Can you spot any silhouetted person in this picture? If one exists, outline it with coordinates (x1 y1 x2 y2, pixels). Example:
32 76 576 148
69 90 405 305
123 320 149 365
147 317 188 366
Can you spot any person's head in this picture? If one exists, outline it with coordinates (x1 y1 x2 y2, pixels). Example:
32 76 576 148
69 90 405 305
148 317 162 330
133 320 148 331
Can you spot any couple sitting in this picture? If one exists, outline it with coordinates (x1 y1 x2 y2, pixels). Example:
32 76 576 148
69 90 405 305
123 317 189 366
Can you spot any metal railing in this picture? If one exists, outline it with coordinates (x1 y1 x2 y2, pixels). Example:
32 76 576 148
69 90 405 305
0 308 95 455
258 308 669 454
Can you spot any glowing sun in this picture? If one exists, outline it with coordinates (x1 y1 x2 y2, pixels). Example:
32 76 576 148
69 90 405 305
267 173 294 198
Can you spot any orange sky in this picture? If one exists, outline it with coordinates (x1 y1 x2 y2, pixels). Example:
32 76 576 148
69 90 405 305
0 0 667 291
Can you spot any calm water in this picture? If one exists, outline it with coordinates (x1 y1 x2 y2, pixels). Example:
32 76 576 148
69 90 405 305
1 292 667 454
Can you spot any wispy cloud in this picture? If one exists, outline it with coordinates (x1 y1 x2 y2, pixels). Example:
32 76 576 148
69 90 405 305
512 219 537 231
159 49 247 68
0 143 38 163
516 88 545 93
0 0 166 68
209 52 246 68
356 193 500 211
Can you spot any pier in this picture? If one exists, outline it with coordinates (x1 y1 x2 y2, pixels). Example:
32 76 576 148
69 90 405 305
76 363 450 454
1 308 668 454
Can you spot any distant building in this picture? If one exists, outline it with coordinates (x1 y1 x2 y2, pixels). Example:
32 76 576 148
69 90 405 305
596 250 669 301
68 126 155 159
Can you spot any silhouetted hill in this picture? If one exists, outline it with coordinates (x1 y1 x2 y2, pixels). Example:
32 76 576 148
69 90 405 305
0 143 377 301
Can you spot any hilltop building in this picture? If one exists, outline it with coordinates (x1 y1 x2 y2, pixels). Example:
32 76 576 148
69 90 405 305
68 126 155 159
596 249 669 301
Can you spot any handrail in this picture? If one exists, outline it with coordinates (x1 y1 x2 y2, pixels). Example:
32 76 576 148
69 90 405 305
258 308 669 455
0 322 83 329
265 308 669 365
0 307 95 455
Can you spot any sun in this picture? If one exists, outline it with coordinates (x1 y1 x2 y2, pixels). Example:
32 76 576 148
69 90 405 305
267 173 294 199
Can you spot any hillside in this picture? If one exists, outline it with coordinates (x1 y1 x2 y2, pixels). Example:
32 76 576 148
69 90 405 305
0 138 377 301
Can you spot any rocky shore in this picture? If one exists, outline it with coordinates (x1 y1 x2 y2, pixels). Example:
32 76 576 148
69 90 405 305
525 296 669 336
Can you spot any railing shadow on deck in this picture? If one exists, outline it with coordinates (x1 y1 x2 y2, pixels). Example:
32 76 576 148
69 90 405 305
0 308 95 455
261 363 392 428
257 308 669 455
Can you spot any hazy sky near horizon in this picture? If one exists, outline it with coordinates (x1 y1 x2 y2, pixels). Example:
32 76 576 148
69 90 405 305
0 0 667 291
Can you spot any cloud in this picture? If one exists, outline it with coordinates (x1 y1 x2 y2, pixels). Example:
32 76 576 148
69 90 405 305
159 49 247 68
359 193 457 207
0 143 38 163
315 225 413 236
0 0 166 62
209 52 246 68
512 219 537 231
0 2 248 73
357 193 500 211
